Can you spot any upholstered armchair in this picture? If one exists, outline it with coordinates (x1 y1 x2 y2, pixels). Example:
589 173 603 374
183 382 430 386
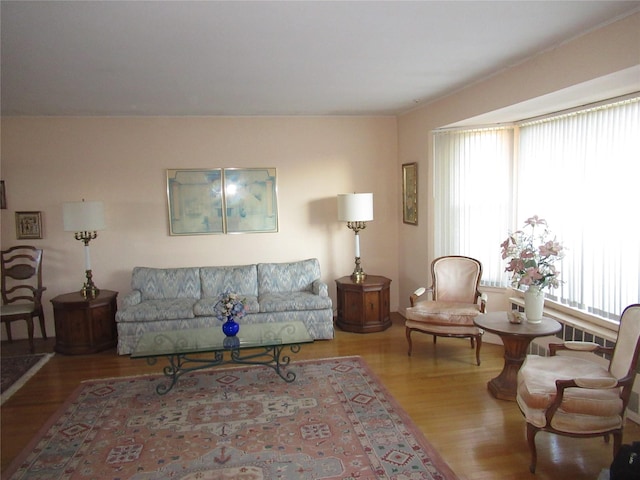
516 303 640 474
404 256 486 366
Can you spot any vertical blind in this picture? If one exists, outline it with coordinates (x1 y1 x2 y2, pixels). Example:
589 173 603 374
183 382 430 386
433 96 639 321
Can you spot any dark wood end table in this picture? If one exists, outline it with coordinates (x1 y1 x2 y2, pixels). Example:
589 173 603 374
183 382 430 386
474 311 561 401
335 275 391 333
51 289 118 355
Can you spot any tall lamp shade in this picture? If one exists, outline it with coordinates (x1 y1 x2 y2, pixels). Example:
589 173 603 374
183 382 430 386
337 193 373 282
63 200 105 298
337 193 373 222
63 201 106 232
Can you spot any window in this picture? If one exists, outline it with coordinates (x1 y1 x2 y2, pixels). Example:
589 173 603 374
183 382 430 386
433 96 639 321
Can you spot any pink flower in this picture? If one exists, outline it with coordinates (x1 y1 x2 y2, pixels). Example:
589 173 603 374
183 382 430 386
524 215 547 227
505 258 524 273
539 240 563 257
521 267 543 284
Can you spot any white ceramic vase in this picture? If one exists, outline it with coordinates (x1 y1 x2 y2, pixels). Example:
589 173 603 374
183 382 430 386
524 285 545 323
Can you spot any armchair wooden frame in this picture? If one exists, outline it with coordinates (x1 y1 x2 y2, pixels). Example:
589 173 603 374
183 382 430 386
405 255 486 366
1 246 47 353
518 304 640 474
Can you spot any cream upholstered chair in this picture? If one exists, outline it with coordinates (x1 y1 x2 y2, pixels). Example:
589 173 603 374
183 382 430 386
517 304 640 474
0 246 47 353
405 256 486 366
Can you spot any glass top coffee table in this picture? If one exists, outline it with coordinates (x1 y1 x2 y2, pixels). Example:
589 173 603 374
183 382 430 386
132 321 314 394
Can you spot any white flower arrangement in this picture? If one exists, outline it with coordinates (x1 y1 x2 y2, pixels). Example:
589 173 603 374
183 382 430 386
213 291 246 321
500 215 565 291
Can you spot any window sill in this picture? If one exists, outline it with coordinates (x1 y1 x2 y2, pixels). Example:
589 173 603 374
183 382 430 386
509 296 618 342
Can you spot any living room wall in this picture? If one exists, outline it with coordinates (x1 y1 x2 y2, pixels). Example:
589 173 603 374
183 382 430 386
0 116 399 340
396 11 640 311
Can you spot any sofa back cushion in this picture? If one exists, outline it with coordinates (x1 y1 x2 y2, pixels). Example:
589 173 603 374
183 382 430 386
257 258 321 294
200 265 258 298
131 267 201 300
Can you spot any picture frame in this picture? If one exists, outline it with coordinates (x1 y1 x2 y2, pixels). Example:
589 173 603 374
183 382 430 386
167 168 278 235
402 162 418 225
0 180 6 209
16 211 43 239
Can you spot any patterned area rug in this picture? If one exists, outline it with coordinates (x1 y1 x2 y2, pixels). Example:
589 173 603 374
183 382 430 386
1 353 53 405
6 356 458 479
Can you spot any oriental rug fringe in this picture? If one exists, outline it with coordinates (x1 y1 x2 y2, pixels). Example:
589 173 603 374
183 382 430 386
6 355 458 479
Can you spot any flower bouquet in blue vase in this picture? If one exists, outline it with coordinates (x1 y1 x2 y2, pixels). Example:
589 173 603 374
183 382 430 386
214 291 246 337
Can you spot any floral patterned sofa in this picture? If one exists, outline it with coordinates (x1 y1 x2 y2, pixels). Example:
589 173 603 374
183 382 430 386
115 258 334 354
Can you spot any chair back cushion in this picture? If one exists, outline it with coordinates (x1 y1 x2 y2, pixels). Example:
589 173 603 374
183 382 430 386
610 304 640 379
432 256 481 303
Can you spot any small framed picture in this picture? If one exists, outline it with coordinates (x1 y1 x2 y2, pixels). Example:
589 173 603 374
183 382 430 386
16 211 43 239
402 162 418 225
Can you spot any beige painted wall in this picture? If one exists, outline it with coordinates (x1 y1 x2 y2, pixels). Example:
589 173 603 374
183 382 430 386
0 116 399 340
2 12 638 342
396 12 640 311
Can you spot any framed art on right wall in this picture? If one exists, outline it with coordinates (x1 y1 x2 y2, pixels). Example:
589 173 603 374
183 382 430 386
402 162 417 225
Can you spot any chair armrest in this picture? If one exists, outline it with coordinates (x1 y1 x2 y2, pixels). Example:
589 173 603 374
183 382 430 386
549 342 615 357
544 375 633 426
33 286 47 306
410 286 433 307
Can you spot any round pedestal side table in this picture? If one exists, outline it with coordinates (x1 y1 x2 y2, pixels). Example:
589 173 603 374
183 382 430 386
474 311 561 401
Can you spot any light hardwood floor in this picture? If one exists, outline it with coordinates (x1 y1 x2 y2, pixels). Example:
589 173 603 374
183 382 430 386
2 313 638 479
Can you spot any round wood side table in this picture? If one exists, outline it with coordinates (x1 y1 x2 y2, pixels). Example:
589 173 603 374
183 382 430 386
474 311 561 401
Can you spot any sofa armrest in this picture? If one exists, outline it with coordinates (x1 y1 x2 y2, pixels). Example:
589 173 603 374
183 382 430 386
121 290 142 308
312 280 329 297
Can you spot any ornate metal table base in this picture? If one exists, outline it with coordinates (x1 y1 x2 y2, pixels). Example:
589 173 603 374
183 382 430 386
146 344 303 395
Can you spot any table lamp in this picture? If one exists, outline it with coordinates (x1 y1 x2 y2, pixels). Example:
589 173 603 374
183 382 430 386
63 200 105 298
337 193 373 282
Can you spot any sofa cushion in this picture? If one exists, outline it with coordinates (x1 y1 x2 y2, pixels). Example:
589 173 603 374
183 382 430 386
259 292 333 313
200 265 258 298
131 267 201 300
116 298 196 322
194 295 259 316
257 258 321 294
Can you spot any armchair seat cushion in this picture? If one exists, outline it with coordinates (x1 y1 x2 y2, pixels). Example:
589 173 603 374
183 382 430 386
517 354 623 431
1 303 36 316
405 320 480 336
405 301 481 326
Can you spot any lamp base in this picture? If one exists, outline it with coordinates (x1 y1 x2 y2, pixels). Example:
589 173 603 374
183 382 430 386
81 269 99 299
351 257 366 283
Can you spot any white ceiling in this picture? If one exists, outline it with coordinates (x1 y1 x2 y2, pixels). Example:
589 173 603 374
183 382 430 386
2 1 639 116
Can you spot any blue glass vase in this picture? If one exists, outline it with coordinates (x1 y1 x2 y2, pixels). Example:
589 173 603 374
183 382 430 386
222 317 240 337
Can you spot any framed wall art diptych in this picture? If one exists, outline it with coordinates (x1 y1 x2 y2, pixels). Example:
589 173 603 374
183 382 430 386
167 168 278 235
